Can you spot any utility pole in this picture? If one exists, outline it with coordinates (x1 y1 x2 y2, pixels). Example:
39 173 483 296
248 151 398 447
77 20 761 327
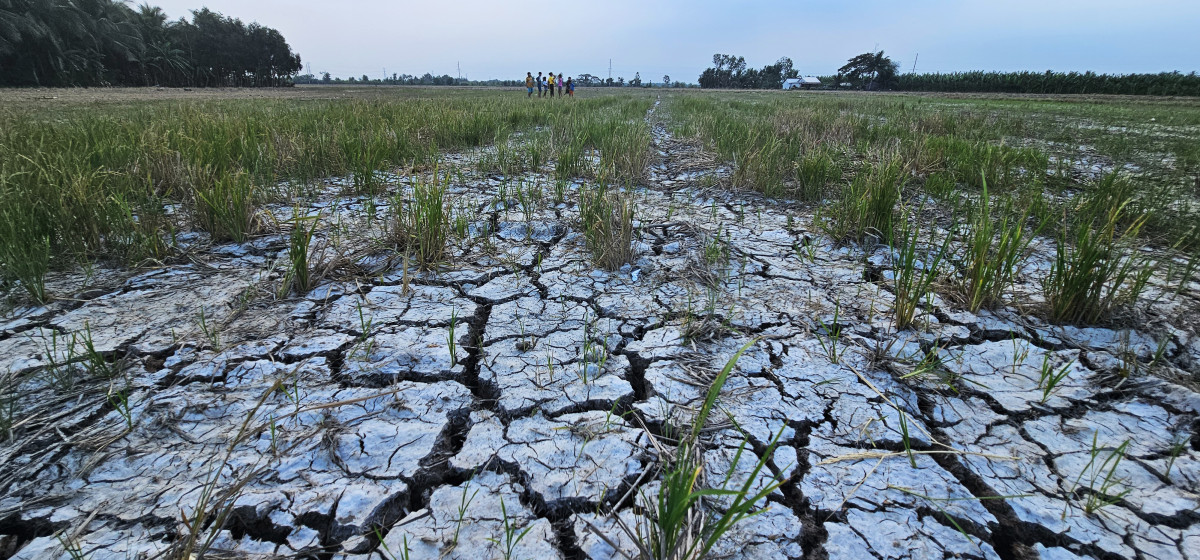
457 62 462 82
911 53 918 74
608 59 612 81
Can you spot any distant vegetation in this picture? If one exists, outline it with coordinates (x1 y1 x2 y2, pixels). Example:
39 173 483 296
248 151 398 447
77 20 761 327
295 73 522 87
295 71 688 88
699 52 894 90
895 71 1200 96
0 0 301 87
701 51 1200 96
698 54 801 89
837 51 900 90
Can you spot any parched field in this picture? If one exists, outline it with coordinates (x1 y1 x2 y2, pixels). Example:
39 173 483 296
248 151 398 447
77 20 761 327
1 86 1199 560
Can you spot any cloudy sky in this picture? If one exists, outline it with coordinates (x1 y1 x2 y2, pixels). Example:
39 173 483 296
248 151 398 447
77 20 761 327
150 0 1199 83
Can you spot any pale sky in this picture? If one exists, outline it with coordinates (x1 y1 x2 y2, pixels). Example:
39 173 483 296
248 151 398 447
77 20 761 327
150 0 1200 83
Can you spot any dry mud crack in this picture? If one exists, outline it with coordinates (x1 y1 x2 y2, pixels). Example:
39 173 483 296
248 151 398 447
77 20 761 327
2 108 1200 560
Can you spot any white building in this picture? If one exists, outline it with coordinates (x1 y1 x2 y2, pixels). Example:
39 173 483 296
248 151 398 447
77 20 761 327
782 77 822 90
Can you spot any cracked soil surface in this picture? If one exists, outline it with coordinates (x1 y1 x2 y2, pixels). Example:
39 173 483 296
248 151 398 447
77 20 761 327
1 100 1199 560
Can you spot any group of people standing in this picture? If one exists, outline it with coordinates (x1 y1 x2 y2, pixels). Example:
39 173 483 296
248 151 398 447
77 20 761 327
525 72 574 98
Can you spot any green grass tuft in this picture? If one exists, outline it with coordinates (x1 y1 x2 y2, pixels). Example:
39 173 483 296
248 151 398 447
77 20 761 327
390 172 451 268
579 184 636 270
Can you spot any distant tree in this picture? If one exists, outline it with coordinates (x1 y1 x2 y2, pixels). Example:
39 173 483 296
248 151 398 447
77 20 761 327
136 4 190 85
838 51 899 90
0 2 297 87
740 68 762 89
10 1 303 87
778 57 798 80
662 74 670 87
754 57 796 90
182 8 301 87
629 72 642 87
321 72 331 83
713 54 746 74
617 76 625 86
758 64 783 89
699 53 749 88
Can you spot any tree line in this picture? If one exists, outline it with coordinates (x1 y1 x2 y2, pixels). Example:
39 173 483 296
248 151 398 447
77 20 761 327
698 54 801 89
894 71 1200 97
294 73 505 87
296 71 695 88
700 51 1200 96
699 51 900 90
0 0 302 87
572 73 690 88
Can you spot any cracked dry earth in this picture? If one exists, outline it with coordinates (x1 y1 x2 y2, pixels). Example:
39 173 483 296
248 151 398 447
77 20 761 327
3 110 1200 560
